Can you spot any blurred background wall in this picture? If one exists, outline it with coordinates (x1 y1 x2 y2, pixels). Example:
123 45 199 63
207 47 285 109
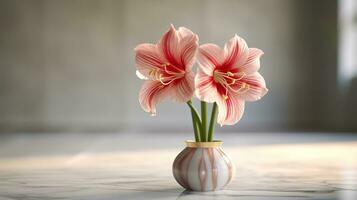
0 0 355 133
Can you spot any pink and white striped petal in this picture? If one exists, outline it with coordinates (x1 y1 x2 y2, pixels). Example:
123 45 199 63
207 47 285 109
223 35 249 68
198 44 225 75
216 93 245 126
168 71 195 103
237 48 264 75
158 24 181 67
177 27 199 70
139 80 169 116
195 68 219 103
238 72 268 102
135 43 164 78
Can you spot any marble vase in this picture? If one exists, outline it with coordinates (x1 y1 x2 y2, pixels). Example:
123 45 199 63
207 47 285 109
172 140 235 191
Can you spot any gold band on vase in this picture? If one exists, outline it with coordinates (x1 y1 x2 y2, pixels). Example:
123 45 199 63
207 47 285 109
186 140 223 148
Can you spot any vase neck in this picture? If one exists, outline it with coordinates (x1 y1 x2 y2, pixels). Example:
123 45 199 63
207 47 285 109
185 140 222 148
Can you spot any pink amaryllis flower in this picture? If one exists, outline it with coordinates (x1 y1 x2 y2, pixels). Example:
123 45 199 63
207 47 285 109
135 25 198 116
195 35 268 126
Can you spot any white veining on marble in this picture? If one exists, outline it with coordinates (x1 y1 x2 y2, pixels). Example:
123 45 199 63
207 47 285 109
0 133 356 199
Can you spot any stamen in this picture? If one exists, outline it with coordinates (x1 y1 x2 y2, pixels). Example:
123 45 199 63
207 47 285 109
233 82 250 93
158 73 184 86
149 69 154 76
229 79 236 85
149 69 161 80
161 62 185 74
213 70 250 97
227 71 234 76
159 74 169 85
164 65 184 76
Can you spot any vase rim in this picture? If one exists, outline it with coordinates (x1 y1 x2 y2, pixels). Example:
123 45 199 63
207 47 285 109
185 140 222 148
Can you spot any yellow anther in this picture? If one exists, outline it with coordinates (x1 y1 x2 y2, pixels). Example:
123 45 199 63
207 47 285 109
223 95 229 100
158 74 166 85
149 69 157 77
227 71 234 76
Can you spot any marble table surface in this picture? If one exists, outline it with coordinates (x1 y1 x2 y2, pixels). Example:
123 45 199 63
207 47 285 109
0 132 357 200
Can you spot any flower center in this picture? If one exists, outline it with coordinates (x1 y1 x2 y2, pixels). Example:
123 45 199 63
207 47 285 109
213 70 248 100
149 63 185 86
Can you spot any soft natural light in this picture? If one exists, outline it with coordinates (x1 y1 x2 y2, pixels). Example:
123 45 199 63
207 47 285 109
339 0 357 89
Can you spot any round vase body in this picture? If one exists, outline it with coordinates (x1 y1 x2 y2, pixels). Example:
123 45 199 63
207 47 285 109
172 141 235 191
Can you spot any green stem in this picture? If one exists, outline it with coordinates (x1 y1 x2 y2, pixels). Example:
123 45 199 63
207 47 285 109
189 106 200 142
200 101 207 141
208 102 218 142
187 101 203 141
192 119 200 142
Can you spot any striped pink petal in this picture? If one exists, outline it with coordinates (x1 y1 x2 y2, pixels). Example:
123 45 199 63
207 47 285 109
223 35 249 69
168 71 195 103
177 27 199 70
216 93 245 126
158 25 180 67
158 24 198 71
139 80 169 116
237 48 264 75
238 72 268 102
198 44 225 75
134 43 164 79
195 68 219 103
